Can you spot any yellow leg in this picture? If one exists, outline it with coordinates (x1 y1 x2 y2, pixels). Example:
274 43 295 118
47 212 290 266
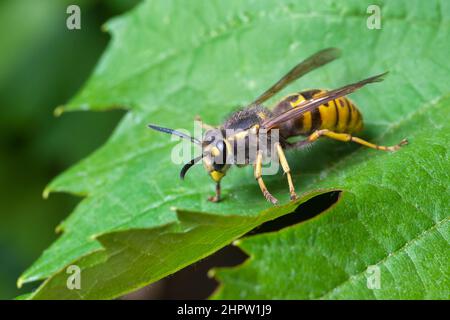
254 150 278 204
275 142 298 201
308 129 408 151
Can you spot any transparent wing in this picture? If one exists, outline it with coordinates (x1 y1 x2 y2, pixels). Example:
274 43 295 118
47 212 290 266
251 47 341 106
261 72 388 130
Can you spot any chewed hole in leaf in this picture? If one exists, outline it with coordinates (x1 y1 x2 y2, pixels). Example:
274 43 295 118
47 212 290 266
246 190 342 235
121 190 341 299
121 245 248 299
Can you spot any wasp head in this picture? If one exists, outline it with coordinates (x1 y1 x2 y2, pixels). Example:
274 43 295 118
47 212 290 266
201 129 231 182
147 124 232 183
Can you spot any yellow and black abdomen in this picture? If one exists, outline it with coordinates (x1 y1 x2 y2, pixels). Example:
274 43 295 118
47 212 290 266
274 89 364 138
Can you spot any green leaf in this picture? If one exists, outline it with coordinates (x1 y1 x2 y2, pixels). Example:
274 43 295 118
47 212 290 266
26 193 325 299
213 96 450 299
20 0 449 299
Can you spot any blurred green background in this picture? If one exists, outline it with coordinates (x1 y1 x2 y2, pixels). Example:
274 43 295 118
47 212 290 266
0 0 139 299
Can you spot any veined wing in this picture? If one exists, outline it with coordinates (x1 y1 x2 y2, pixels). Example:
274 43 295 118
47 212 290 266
251 47 341 106
261 72 388 130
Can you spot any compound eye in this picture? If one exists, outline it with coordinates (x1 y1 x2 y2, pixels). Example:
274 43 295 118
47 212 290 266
202 129 222 147
203 133 215 145
216 140 225 153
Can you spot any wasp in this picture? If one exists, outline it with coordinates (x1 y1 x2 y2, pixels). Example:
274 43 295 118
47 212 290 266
149 48 407 204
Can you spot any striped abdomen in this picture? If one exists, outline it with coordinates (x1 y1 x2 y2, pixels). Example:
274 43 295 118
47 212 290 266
273 89 364 138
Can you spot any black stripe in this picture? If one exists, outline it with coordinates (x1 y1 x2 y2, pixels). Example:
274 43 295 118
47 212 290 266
347 100 353 127
288 94 300 102
333 100 339 129
297 114 304 133
300 89 321 100
311 108 322 131
354 108 361 127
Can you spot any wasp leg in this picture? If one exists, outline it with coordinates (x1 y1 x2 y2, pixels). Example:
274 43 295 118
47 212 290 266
194 115 216 130
306 129 408 151
275 142 298 201
254 150 278 204
208 182 221 202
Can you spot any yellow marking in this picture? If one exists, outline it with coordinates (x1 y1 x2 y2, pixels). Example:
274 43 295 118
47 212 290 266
210 147 220 157
290 94 305 107
257 112 267 120
325 99 336 131
315 89 326 96
301 111 312 133
318 103 336 130
211 171 224 182
229 130 248 141
336 98 349 132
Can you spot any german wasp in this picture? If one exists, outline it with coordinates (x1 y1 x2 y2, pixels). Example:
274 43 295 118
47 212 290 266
149 48 407 204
